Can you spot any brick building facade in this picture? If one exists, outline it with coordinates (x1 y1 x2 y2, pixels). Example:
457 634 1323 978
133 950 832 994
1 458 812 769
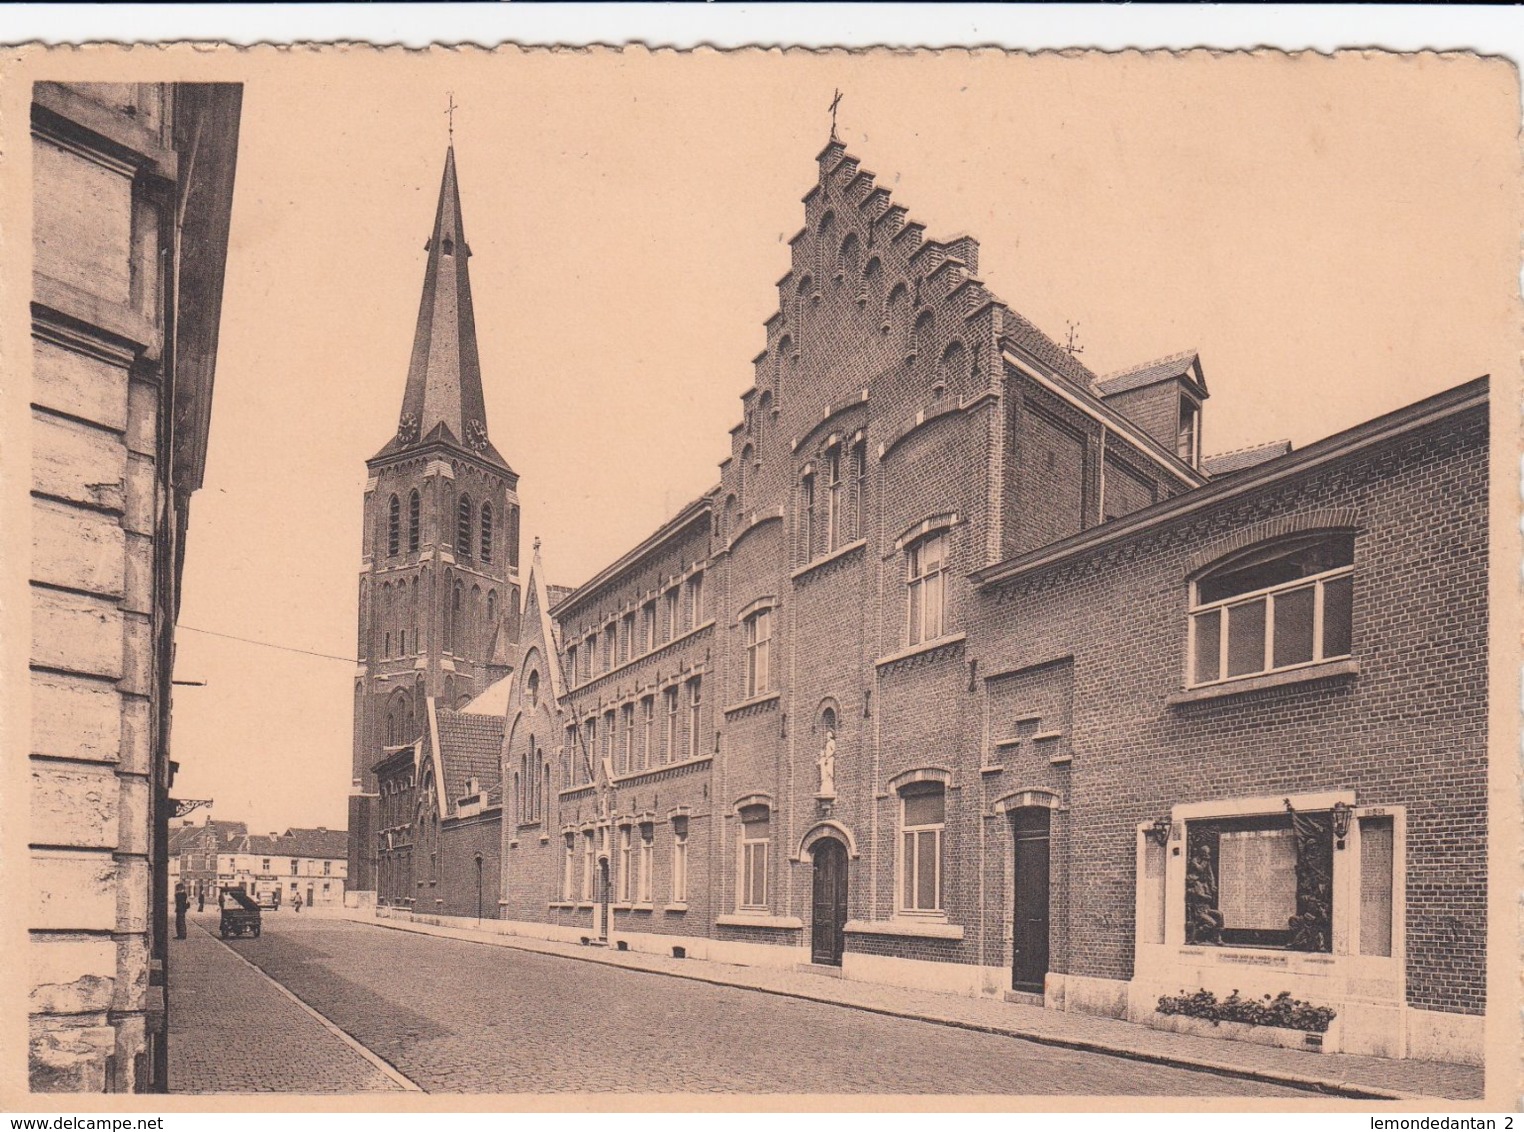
28 81 242 1092
356 134 1489 1066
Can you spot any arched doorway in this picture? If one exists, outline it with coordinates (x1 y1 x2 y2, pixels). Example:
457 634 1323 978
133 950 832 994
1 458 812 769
810 837 849 966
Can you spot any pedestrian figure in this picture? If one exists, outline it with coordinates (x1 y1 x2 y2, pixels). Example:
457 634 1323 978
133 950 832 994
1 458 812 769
174 882 189 940
294 891 303 913
197 885 205 913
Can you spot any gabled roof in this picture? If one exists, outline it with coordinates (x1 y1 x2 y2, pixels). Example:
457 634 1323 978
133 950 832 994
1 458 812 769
434 707 504 811
522 542 568 704
1203 439 1293 477
370 145 511 473
461 671 515 716
278 827 350 860
1095 349 1205 398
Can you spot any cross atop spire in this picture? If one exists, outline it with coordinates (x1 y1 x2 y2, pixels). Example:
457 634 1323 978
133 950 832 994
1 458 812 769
445 91 458 143
828 88 843 141
376 144 510 472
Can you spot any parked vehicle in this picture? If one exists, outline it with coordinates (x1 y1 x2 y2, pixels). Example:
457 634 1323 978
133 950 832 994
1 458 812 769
219 887 262 939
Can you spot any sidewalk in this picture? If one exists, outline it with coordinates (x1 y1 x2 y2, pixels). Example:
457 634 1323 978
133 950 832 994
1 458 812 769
169 915 410 1093
349 909 1482 1101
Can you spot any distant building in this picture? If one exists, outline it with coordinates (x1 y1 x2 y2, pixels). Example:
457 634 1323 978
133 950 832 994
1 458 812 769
28 81 242 1092
166 818 247 906
354 133 1488 1066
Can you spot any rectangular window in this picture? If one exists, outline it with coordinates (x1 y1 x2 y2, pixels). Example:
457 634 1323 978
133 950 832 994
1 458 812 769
602 711 615 772
687 572 704 629
801 471 816 561
620 703 635 774
740 807 770 910
641 697 654 770
620 612 635 664
744 608 773 698
563 835 576 901
582 831 595 901
638 823 654 903
664 588 679 642
262 859 270 872
603 624 616 672
663 686 679 763
672 818 689 903
583 719 596 783
583 635 595 680
899 784 945 913
826 446 843 552
642 601 656 654
687 677 703 760
1189 534 1355 687
618 826 633 903
907 532 947 646
323 861 331 876
566 644 578 685
1177 398 1200 466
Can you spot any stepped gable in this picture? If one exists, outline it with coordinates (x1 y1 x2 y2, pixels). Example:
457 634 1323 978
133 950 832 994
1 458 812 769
434 708 504 808
1203 439 1293 478
744 136 1104 414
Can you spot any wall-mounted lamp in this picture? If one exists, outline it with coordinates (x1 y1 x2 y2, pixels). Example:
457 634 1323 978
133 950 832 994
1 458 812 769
1331 800 1352 847
1145 816 1174 847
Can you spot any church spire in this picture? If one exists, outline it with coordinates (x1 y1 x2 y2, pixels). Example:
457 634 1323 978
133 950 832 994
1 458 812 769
382 144 508 470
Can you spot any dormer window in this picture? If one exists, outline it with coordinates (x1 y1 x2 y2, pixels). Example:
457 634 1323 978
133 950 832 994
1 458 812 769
1177 397 1201 467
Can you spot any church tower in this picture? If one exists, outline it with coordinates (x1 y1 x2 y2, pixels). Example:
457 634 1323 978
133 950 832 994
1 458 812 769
347 145 521 893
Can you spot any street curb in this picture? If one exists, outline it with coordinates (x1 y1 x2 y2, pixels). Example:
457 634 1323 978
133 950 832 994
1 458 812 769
347 911 1420 1102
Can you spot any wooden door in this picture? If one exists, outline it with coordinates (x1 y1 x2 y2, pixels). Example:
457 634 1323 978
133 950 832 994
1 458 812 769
1011 807 1051 994
810 838 848 966
595 858 610 941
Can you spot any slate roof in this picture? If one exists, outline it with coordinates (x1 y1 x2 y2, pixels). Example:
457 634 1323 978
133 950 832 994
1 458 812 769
279 827 350 860
167 824 203 854
1000 307 1102 393
1095 349 1202 398
434 708 504 810
1203 439 1293 477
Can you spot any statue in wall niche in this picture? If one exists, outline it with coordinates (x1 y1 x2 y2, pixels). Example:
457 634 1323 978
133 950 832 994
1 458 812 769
817 729 837 797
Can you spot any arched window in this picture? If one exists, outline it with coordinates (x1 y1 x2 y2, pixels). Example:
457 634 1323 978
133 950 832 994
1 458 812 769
738 803 771 910
883 281 908 333
1189 532 1355 687
851 439 868 542
825 445 844 552
910 309 934 363
456 495 472 559
795 275 813 338
487 589 496 629
387 495 400 557
820 704 837 736
469 585 482 661
937 341 966 398
739 444 754 506
816 211 835 282
838 232 860 283
799 467 816 562
450 580 463 655
507 504 521 570
480 503 493 563
775 335 793 399
526 669 540 709
906 529 948 646
860 256 880 307
898 781 945 913
408 490 420 552
409 577 420 654
743 607 773 699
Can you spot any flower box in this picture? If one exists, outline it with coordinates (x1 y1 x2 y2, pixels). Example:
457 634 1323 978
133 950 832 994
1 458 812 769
1148 1011 1336 1053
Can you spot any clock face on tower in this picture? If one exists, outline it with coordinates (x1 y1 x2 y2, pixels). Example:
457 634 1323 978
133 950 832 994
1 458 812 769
397 413 419 445
466 418 488 452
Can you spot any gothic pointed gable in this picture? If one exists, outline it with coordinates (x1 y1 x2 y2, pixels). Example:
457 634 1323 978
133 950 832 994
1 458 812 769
520 541 567 706
373 146 511 471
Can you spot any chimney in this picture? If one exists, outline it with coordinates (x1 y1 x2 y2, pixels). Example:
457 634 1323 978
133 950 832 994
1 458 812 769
269 832 278 839
317 826 326 833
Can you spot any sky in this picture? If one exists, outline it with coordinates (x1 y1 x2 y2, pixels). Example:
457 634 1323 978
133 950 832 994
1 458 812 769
166 49 1519 835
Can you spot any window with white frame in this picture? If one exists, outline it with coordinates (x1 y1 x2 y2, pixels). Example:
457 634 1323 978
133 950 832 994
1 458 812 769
642 600 656 653
582 830 595 901
621 703 635 774
743 608 773 698
618 825 633 903
687 676 703 760
563 834 576 901
671 817 689 903
640 696 654 770
664 587 679 642
800 469 816 560
899 781 945 914
638 823 654 903
739 804 770 910
663 686 679 763
1189 532 1354 687
602 710 615 770
906 531 948 646
825 445 843 552
687 571 704 629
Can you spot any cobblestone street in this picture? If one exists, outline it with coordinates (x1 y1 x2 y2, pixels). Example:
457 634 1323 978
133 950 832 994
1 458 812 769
169 912 1310 1096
